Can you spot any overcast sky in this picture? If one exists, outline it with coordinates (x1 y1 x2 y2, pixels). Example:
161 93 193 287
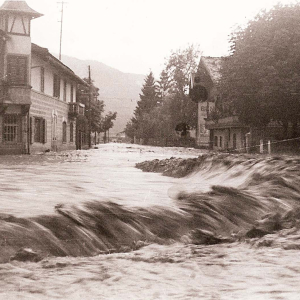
17 0 298 76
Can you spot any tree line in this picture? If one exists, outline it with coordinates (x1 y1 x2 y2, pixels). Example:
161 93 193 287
126 2 300 145
217 3 300 139
125 45 200 145
77 78 117 144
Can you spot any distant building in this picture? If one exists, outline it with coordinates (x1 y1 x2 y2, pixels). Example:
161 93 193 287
196 56 300 153
193 56 251 151
0 0 86 154
192 56 219 147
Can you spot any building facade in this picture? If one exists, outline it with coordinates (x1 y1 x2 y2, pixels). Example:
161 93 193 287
191 56 249 151
0 0 85 154
199 56 299 153
192 56 218 147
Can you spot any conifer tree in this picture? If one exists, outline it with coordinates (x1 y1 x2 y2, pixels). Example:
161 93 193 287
134 71 158 117
126 71 159 143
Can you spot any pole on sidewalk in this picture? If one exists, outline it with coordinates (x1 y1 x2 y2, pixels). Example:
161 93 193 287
88 65 92 148
260 139 264 154
268 140 271 154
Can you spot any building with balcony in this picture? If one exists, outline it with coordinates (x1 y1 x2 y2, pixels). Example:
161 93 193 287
195 56 299 153
191 56 219 147
0 0 86 154
192 56 249 151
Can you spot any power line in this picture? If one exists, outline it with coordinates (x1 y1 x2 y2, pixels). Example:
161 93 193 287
57 1 68 61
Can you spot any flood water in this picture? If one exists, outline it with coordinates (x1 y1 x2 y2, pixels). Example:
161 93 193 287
1 143 300 300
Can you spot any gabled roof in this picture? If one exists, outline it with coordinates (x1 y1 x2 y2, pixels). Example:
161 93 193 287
200 56 223 83
31 43 87 86
0 1 42 18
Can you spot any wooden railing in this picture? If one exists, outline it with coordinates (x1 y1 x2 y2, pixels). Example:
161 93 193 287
68 102 85 119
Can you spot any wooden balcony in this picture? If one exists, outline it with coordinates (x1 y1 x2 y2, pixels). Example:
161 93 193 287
205 115 245 129
68 102 85 119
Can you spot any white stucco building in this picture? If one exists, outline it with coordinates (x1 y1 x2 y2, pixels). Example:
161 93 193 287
0 0 85 154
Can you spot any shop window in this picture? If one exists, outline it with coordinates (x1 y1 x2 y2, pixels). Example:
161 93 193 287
70 122 74 142
7 55 28 86
233 133 237 149
214 136 218 147
53 74 60 98
3 115 20 143
34 117 46 143
62 121 67 143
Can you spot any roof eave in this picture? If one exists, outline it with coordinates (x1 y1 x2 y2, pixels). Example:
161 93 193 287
31 44 87 85
0 9 43 18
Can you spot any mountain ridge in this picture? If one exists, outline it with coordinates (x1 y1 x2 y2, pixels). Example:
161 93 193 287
60 54 144 135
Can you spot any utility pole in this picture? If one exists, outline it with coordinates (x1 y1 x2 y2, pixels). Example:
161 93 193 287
88 65 92 148
57 1 67 60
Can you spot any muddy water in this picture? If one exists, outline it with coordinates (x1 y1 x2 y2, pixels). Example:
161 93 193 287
1 144 300 299
0 144 195 216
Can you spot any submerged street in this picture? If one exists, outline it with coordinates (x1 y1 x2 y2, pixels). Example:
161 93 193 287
0 144 199 217
1 144 300 299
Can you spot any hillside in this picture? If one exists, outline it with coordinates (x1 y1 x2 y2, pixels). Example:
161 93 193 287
61 55 144 135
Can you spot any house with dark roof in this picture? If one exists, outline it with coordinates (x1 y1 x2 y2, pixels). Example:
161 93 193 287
194 55 299 153
191 56 219 147
191 56 249 151
0 0 86 154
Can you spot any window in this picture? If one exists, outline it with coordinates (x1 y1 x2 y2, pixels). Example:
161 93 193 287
63 80 67 102
34 117 46 143
7 55 28 85
214 136 218 147
62 121 67 143
233 133 237 149
8 15 30 35
40 67 45 93
53 74 60 98
70 84 74 102
3 115 20 143
70 122 74 142
219 136 223 148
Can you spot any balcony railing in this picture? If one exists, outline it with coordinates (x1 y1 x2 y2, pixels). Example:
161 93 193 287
205 115 243 129
68 102 85 119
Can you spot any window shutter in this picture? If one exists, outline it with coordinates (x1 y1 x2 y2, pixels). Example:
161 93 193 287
18 57 27 84
53 74 61 98
53 75 57 97
70 122 73 142
29 117 33 144
42 119 47 144
40 67 45 93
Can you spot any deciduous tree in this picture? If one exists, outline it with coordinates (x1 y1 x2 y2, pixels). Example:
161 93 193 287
162 45 200 134
101 111 117 143
220 3 300 137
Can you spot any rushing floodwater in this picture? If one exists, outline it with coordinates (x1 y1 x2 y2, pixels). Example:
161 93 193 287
1 144 300 300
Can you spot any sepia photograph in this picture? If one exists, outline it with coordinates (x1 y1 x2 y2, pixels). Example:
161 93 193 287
0 0 300 299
